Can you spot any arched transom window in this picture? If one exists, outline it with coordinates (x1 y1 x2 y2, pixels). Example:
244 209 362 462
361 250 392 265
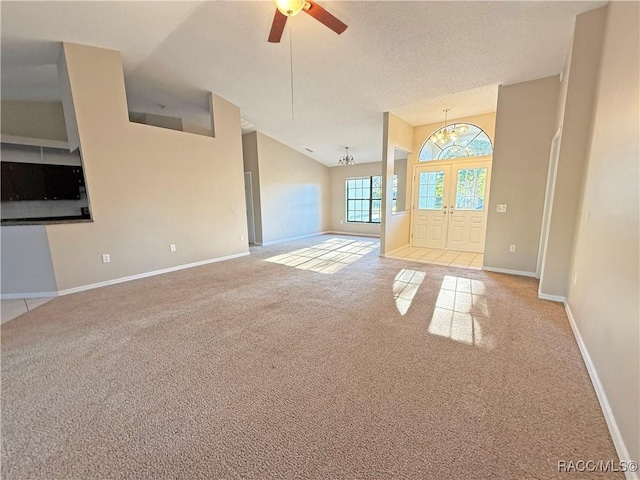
419 123 493 162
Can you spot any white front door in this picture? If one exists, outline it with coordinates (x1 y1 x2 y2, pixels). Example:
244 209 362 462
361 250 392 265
411 161 491 253
446 163 491 253
412 167 448 248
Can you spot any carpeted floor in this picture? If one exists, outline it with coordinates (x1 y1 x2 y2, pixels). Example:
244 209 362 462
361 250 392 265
1 235 621 479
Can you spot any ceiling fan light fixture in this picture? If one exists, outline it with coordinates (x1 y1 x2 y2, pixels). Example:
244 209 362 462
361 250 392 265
273 0 306 16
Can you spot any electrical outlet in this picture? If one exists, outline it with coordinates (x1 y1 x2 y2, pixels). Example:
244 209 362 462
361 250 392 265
509 244 516 253
496 204 507 213
170 244 176 252
102 254 111 263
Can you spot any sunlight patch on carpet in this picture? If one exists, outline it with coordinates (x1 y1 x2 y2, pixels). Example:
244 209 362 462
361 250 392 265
393 269 426 315
265 238 378 274
428 275 494 348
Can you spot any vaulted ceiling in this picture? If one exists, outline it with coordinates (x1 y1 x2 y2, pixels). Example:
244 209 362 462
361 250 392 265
1 1 602 166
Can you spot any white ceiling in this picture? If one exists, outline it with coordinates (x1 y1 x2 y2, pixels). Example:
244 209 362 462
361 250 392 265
1 1 602 166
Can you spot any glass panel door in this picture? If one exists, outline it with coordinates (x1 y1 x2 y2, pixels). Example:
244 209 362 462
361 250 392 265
454 167 487 211
417 171 445 210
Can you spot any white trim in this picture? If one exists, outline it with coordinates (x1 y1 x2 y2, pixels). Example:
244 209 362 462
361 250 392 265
259 231 330 246
563 302 637 479
1 252 250 299
537 127 562 278
326 231 380 238
481 266 537 277
537 292 566 303
1 134 70 150
1 291 58 300
58 252 250 295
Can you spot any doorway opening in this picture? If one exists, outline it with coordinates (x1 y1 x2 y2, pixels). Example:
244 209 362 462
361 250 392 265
406 122 493 266
244 171 256 245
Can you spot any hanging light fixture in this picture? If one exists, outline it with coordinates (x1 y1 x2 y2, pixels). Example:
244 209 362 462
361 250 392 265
430 109 469 145
338 146 355 166
273 0 306 16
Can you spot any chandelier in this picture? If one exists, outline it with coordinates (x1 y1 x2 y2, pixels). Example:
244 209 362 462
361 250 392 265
338 146 355 166
430 109 469 145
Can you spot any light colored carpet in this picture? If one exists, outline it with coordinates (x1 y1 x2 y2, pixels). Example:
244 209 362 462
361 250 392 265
1 235 620 479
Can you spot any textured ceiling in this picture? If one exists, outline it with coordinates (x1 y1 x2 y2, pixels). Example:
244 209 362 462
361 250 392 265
1 1 602 166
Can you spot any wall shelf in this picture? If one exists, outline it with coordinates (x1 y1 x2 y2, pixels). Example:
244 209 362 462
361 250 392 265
1 134 70 150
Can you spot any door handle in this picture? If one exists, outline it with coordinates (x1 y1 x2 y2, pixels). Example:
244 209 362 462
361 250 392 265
449 210 454 214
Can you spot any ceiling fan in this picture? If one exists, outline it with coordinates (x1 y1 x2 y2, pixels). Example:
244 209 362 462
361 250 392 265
268 0 348 43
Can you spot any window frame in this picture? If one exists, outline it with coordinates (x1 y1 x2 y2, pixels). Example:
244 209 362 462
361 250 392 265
345 175 396 224
417 122 493 162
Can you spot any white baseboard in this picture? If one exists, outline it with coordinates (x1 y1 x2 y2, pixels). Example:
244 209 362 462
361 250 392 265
1 291 58 300
259 231 330 246
482 266 538 278
1 251 250 300
326 231 381 239
563 302 637 479
538 292 566 302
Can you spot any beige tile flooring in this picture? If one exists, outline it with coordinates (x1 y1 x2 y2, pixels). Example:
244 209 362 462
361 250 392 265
1 298 54 325
386 245 484 270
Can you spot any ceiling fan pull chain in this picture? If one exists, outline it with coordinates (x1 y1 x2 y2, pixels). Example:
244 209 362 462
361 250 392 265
289 21 294 120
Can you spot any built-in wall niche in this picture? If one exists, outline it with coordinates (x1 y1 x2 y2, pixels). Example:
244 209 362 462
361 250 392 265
1 142 91 225
393 147 408 213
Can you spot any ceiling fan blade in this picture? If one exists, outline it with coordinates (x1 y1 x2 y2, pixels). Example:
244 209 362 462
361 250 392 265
303 0 348 35
268 9 288 43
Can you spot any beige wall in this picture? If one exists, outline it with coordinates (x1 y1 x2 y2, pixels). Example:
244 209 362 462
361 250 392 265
241 132 263 244
254 132 330 244
183 120 213 137
566 2 639 462
381 113 413 254
40 43 248 291
0 226 58 295
329 162 381 236
1 101 68 142
484 77 560 274
539 6 607 296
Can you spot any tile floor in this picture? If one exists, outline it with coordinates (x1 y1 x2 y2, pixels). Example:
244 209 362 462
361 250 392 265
1 298 54 325
386 245 484 270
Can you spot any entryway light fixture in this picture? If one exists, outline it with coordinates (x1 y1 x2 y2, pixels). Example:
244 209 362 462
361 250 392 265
431 109 469 145
338 147 355 166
